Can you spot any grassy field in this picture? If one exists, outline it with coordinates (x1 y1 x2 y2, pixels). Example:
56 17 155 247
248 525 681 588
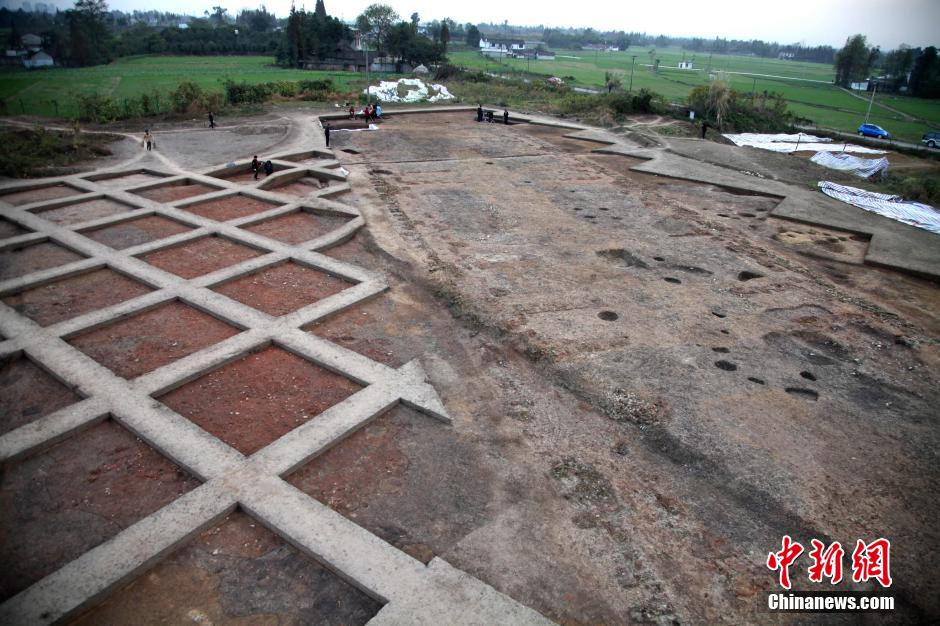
449 47 940 142
1 52 938 142
0 56 383 118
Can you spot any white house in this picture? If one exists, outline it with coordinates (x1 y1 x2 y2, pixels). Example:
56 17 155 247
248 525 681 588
23 51 53 68
678 60 693 69
21 33 42 51
479 37 525 56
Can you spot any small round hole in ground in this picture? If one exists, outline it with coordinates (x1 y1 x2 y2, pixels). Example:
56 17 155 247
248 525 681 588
653 257 665 262
785 387 819 401
598 310 619 321
714 360 737 371
584 215 596 219
717 213 730 217
738 270 765 281
800 371 817 381
485 161 494 164
720 329 730 334
739 212 756 217
663 277 681 284
711 309 727 318
599 207 609 211
573 207 583 211
712 347 730 353
611 216 623 220
747 377 765 385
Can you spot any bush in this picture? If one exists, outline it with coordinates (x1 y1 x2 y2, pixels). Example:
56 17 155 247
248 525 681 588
298 78 334 101
223 80 274 105
171 81 203 113
76 94 119 123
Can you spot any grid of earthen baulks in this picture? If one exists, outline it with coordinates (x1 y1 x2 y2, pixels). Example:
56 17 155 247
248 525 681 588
0 143 550 624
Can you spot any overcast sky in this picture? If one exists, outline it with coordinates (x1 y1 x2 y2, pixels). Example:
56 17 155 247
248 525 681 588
12 0 939 50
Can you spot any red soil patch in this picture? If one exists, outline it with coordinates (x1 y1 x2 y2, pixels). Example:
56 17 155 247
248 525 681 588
0 184 83 206
71 511 382 625
2 268 152 327
305 296 403 368
157 345 362 455
0 353 81 435
243 210 351 245
212 261 352 317
85 215 192 250
70 300 240 379
33 198 135 226
142 236 262 279
0 217 29 239
0 241 84 281
287 404 492 565
94 173 166 189
134 183 218 204
269 179 328 198
181 194 281 222
0 419 200 602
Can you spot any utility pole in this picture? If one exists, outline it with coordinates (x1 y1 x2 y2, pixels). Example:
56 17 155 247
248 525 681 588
630 55 637 91
864 79 877 124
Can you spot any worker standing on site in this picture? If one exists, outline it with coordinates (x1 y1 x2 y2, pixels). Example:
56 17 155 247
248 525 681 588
701 120 709 140
477 104 483 122
324 123 331 147
503 108 509 125
208 111 216 129
142 129 154 151
251 155 260 180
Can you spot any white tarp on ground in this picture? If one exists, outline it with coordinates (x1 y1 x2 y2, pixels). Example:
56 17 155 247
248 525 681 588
818 181 940 234
810 151 890 178
723 132 886 155
365 78 454 103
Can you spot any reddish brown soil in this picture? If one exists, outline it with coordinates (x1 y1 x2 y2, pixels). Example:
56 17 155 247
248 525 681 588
0 419 199 602
212 262 352 317
134 183 218 204
0 217 29 238
142 236 262 279
0 241 84 281
0 184 83 206
157 346 361 455
212 168 262 183
32 198 135 226
85 215 193 250
94 173 167 189
305 302 403 368
71 511 383 626
287 404 492 565
181 194 281 222
2 268 152 327
268 179 328 197
69 301 240 379
0 353 81 435
243 210 351 245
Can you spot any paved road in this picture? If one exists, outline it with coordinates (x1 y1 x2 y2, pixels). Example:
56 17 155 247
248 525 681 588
797 124 938 154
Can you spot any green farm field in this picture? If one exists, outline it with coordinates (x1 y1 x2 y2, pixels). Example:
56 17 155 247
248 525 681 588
449 47 940 143
0 56 385 118
1 52 938 143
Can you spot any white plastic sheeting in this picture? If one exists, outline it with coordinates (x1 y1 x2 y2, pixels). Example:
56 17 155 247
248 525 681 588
810 152 890 178
364 78 454 103
818 181 940 234
723 132 886 155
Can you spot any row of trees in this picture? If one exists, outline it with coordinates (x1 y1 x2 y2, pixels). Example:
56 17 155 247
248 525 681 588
835 34 940 98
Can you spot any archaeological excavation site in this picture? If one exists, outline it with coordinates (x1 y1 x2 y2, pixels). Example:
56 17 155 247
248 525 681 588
1 106 938 625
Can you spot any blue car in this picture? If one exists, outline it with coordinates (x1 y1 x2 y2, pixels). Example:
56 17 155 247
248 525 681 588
857 123 890 139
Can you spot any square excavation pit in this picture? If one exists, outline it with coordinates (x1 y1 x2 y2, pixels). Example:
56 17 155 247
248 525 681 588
0 217 30 239
157 345 362 455
0 183 84 207
0 419 200 603
83 214 193 250
32 197 137 226
266 176 332 198
69 300 240 379
287 404 492 565
2 268 152 327
180 194 282 222
71 510 383 625
0 240 85 281
132 181 220 204
212 261 353 317
0 353 81 436
90 172 168 189
242 209 352 245
305 295 406 368
141 235 262 279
